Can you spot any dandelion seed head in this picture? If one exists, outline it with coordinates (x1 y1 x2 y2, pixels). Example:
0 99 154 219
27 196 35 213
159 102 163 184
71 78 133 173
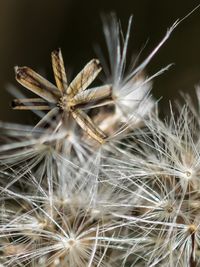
2 9 200 267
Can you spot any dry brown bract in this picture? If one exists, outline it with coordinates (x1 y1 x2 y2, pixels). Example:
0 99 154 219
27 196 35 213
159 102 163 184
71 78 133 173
12 49 112 143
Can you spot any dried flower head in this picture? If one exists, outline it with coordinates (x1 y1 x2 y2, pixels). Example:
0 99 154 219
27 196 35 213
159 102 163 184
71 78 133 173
12 49 112 144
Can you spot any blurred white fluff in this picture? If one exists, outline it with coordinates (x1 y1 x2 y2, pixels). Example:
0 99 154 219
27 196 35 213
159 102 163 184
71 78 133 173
100 13 177 129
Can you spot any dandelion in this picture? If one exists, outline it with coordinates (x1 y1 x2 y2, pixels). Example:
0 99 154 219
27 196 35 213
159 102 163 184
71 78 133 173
1 8 200 267
0 152 133 267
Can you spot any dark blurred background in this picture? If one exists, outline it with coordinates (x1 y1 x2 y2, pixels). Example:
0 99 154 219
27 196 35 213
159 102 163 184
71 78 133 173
0 0 200 123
